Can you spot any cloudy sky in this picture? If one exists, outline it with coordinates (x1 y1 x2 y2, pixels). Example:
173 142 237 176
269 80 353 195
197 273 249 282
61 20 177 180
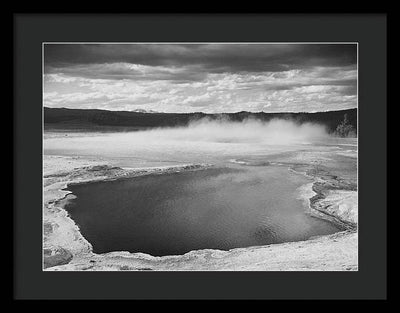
43 43 357 113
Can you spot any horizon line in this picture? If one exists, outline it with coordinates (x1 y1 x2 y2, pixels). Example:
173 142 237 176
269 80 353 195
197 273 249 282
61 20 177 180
43 106 357 115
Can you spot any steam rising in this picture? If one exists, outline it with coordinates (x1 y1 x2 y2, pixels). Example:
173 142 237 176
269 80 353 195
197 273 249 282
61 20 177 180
45 118 330 166
143 118 329 145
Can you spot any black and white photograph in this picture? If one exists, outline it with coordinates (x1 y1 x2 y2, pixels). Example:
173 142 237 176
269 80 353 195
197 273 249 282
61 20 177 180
42 43 359 271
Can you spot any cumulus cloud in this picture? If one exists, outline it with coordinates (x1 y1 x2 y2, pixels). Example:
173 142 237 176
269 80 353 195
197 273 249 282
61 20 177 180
43 44 357 113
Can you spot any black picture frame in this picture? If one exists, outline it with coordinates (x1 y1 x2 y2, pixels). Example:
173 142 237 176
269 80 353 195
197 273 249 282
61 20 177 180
13 14 387 300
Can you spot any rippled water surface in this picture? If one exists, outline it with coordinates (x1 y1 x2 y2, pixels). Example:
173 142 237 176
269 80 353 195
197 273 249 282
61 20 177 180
46 124 355 256
64 165 340 256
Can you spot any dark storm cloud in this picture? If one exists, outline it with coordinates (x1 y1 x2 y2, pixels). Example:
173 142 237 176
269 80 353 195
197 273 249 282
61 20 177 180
44 43 357 74
43 43 357 113
45 62 208 82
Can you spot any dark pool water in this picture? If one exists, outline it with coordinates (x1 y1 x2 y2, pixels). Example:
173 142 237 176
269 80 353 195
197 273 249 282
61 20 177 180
63 166 340 256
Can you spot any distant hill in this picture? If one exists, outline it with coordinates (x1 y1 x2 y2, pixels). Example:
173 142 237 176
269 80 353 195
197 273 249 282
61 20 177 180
131 109 160 113
44 107 357 134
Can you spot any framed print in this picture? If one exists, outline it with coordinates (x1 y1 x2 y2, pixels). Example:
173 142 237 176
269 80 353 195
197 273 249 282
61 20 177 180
14 13 387 300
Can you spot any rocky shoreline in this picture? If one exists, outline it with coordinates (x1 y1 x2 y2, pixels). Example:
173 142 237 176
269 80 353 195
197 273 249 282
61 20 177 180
43 154 358 271
289 164 357 231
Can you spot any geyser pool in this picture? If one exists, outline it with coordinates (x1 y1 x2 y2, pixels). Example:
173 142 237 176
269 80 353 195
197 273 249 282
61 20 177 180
63 165 341 256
